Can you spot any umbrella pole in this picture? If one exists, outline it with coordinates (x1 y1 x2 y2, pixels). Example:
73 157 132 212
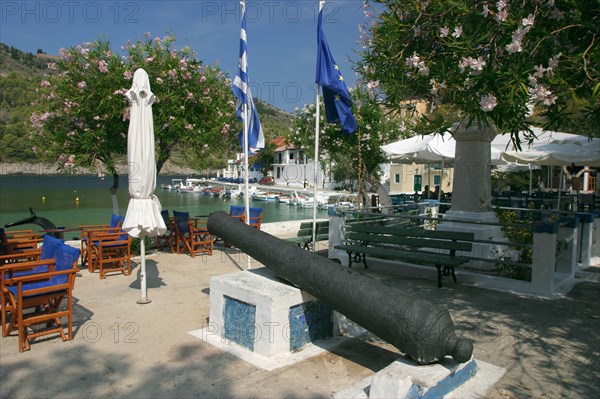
528 163 532 196
137 235 151 304
557 166 563 211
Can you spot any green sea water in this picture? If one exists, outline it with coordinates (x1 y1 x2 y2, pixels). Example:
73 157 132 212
0 175 325 235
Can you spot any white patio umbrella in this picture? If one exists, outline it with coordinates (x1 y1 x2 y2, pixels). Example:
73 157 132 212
122 68 166 304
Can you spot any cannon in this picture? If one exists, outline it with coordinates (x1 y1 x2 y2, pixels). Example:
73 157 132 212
4 207 61 238
207 211 473 365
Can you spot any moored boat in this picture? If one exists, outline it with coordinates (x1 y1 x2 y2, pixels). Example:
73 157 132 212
161 178 183 190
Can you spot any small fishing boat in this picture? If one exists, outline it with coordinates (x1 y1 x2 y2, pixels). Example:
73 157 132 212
161 178 182 190
252 191 279 201
177 178 204 193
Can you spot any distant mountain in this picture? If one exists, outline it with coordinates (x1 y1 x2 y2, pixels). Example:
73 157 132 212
0 43 55 161
255 99 294 140
0 43 56 77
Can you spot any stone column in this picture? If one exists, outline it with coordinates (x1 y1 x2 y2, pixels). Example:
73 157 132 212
450 120 497 214
438 120 503 270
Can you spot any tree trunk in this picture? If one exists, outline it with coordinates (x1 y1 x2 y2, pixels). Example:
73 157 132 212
110 171 119 215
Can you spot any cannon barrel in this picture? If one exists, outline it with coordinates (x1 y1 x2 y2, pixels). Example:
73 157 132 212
4 208 59 237
207 211 472 365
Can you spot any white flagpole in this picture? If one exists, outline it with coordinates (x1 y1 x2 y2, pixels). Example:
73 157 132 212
241 0 251 270
312 87 320 252
311 0 326 253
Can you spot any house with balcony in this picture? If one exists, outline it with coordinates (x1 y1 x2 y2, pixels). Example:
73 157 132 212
270 137 331 189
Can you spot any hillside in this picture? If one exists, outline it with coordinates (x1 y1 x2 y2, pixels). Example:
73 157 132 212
0 43 294 167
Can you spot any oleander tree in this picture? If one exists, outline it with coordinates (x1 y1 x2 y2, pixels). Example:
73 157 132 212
31 34 239 209
357 0 599 145
287 85 408 206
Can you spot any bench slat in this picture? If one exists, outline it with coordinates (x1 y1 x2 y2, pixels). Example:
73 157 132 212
334 244 468 266
345 232 473 252
347 225 475 241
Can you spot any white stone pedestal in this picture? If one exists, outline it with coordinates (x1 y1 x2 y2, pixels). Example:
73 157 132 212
189 268 339 370
336 356 506 399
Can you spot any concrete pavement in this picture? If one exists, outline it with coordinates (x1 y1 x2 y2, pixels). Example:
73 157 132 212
1 236 598 398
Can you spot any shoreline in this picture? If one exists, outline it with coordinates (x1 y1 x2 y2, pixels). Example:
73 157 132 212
0 161 199 176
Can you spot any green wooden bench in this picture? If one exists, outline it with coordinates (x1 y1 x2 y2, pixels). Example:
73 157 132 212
285 220 329 250
334 224 474 287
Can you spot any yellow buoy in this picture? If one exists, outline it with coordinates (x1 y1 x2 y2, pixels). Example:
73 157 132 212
75 196 80 204
42 196 46 203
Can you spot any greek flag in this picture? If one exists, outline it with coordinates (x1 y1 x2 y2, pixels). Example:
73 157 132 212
316 0 357 134
232 1 265 153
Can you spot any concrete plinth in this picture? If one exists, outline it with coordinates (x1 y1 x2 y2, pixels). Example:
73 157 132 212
336 356 506 399
190 268 336 370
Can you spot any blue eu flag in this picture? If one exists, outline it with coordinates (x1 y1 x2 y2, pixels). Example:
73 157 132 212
315 2 357 134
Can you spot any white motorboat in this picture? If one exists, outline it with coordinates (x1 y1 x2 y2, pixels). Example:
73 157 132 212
177 178 204 193
252 191 279 201
161 178 182 190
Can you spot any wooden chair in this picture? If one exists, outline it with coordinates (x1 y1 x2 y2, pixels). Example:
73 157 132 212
1 234 64 337
1 241 79 351
156 210 175 253
228 206 263 229
91 231 131 279
0 228 41 256
222 206 263 248
79 214 123 270
173 211 213 257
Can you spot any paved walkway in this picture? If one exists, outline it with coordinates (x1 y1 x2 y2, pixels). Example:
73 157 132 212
1 244 599 398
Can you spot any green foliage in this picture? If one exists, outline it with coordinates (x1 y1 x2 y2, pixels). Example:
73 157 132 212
287 85 408 184
31 35 239 178
359 0 600 142
494 207 534 281
491 169 539 193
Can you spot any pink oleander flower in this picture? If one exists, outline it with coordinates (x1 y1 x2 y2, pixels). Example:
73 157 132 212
156 77 164 84
187 92 194 100
47 62 57 70
480 94 497 112
40 80 51 87
145 57 154 63
367 80 380 90
168 69 177 78
97 60 108 73
200 75 207 83
405 52 421 68
185 123 193 130
522 13 535 27
548 53 561 68
452 26 463 38
439 27 449 37
77 81 87 89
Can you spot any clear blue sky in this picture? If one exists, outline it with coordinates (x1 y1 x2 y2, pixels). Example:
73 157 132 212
1 0 367 112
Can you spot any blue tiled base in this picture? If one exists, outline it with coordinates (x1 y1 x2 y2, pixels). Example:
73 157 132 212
288 301 333 351
223 295 256 351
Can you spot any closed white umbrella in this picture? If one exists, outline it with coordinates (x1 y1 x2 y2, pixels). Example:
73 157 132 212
122 68 166 304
